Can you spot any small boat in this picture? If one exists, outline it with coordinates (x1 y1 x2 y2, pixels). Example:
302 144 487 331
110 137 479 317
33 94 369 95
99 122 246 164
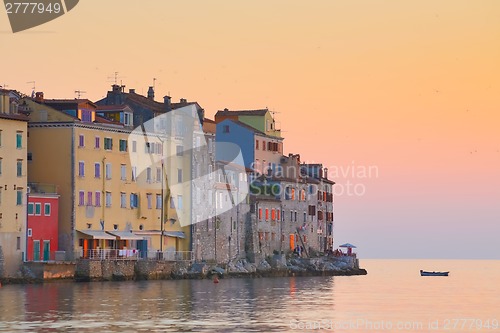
420 270 449 276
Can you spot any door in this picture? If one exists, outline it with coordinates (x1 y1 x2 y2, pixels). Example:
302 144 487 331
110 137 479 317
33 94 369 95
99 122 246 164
137 240 148 259
33 240 40 261
43 240 50 261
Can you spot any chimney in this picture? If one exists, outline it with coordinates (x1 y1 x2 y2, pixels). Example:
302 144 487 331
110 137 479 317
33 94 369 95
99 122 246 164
129 88 135 94
163 95 171 111
180 98 187 104
147 86 154 100
324 168 328 179
35 92 44 103
112 84 121 93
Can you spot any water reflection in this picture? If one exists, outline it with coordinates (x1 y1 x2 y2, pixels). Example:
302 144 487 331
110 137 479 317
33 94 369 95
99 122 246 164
1 260 499 332
0 277 336 332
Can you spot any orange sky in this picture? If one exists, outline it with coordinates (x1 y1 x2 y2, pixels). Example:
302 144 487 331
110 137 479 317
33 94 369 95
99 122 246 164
2 0 499 258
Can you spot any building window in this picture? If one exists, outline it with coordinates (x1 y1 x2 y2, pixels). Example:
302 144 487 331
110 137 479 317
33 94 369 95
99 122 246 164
105 163 112 179
87 191 93 206
95 136 100 149
16 131 22 149
43 203 51 216
156 167 162 183
132 140 137 153
130 193 138 209
78 134 84 147
105 192 112 207
262 140 266 151
277 209 281 221
170 197 175 208
256 140 259 150
147 193 152 209
79 191 84 206
156 194 162 209
95 191 101 207
78 161 85 177
28 228 32 237
0 157 2 175
17 159 23 177
120 164 126 181
104 137 113 150
120 192 126 208
265 208 269 221
290 210 293 222
271 209 276 221
177 169 182 183
294 211 298 222
94 163 101 178
223 125 230 133
146 167 152 183
131 166 137 181
34 202 41 215
16 237 21 250
285 187 291 200
124 113 132 126
177 195 183 210
304 212 307 222
28 203 34 215
119 139 128 152
81 109 92 122
176 145 183 156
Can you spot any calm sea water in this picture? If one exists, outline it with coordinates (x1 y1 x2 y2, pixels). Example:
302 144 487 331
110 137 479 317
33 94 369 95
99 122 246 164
0 259 499 332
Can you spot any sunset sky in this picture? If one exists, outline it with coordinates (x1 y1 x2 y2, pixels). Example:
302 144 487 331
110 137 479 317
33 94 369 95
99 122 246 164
2 0 499 259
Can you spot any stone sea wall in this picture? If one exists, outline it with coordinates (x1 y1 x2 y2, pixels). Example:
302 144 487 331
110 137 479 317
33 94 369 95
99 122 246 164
1 255 366 284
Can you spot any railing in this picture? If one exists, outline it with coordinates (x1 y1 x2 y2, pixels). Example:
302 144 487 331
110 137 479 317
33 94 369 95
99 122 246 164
81 249 141 260
25 249 194 262
145 250 194 262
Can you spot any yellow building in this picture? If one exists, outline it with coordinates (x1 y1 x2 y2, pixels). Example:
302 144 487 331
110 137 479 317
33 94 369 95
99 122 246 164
0 89 28 277
22 96 190 260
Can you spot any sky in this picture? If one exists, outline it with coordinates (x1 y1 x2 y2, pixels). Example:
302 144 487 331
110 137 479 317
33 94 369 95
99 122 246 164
1 0 499 259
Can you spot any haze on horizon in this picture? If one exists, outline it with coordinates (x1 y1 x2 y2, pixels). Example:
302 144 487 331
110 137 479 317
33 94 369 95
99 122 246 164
1 0 499 259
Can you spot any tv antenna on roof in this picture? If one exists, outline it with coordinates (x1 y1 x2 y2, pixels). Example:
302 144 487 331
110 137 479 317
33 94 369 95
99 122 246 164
0 84 8 89
153 77 157 91
75 90 86 99
27 81 35 97
107 72 126 86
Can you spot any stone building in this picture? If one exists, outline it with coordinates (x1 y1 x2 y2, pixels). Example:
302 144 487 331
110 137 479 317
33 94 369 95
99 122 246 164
0 89 28 278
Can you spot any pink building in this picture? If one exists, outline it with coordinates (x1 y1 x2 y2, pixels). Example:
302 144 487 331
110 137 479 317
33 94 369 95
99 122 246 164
26 184 59 261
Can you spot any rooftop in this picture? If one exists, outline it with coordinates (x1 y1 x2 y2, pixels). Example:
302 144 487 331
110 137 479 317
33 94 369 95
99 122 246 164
215 108 269 117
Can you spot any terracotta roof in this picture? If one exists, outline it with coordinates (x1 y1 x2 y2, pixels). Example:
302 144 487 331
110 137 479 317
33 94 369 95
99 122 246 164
96 104 129 111
203 118 215 124
215 108 268 117
171 102 198 109
0 112 29 121
43 99 97 108
125 93 166 112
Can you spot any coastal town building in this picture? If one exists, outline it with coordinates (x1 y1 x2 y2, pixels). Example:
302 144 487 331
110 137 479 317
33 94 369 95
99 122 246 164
0 89 28 278
1 84 337 281
21 93 190 260
26 183 59 261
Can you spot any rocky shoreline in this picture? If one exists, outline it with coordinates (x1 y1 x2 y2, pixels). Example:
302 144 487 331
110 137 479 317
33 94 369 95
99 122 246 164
1 255 366 285
173 256 367 280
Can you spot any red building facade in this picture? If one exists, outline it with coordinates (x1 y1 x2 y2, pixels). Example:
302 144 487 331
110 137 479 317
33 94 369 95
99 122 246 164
27 191 59 261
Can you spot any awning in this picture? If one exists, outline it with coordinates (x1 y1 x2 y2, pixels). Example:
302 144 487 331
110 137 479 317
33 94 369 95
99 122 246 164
78 230 116 240
163 231 186 239
106 231 144 240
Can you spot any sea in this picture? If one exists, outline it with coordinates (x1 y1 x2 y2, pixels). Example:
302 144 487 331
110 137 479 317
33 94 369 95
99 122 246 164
0 259 499 332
